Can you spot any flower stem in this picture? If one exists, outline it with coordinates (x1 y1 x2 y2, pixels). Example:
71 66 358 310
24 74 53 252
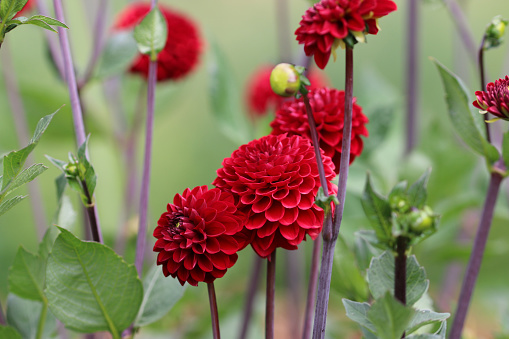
449 168 504 339
302 233 323 339
35 299 48 339
0 301 5 325
478 35 491 143
312 46 354 339
53 0 103 243
394 236 408 339
405 0 419 155
239 254 263 339
208 282 221 339
443 0 477 63
266 250 277 339
134 59 157 275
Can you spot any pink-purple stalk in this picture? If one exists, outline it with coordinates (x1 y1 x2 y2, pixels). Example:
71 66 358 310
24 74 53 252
405 0 419 155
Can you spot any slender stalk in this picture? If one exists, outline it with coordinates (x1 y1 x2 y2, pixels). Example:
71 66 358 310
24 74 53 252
275 0 291 62
238 255 263 339
478 35 491 143
266 250 277 339
449 168 504 339
404 0 419 155
53 0 103 243
81 179 101 243
443 0 477 63
208 282 221 339
35 300 48 339
1 44 47 239
312 46 354 339
0 301 5 325
394 237 408 339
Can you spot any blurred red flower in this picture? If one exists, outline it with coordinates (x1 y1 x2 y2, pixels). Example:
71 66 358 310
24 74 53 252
213 134 336 258
114 2 201 82
271 88 368 173
17 0 35 16
295 0 397 69
153 186 246 286
246 65 329 117
473 75 509 121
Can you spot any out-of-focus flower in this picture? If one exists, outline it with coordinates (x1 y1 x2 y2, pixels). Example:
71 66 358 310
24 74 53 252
114 2 201 82
213 134 336 258
153 186 245 286
473 75 509 122
246 65 329 117
295 0 397 69
17 0 35 16
271 88 368 172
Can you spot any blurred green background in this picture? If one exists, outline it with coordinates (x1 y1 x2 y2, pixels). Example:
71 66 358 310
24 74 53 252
1 0 509 337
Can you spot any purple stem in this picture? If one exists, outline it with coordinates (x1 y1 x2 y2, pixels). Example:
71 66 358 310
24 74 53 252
404 0 419 155
208 282 221 339
449 165 504 339
78 0 109 89
312 46 354 339
53 0 103 243
2 45 47 240
266 250 277 339
134 59 157 275
238 254 263 339
394 236 408 338
478 35 491 143
443 0 477 63
35 0 65 80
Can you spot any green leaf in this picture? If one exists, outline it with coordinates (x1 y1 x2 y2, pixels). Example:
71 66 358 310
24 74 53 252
77 137 96 198
0 325 22 339
407 310 450 334
45 155 67 172
0 195 27 217
134 265 186 326
1 164 47 198
26 15 68 28
20 18 58 33
407 169 431 209
502 131 509 172
342 299 376 333
45 228 143 336
6 294 57 339
38 226 60 263
133 7 167 59
8 247 46 301
207 38 251 145
361 174 392 244
96 31 138 78
367 251 429 306
367 292 416 339
0 0 28 21
432 58 499 163
353 230 383 271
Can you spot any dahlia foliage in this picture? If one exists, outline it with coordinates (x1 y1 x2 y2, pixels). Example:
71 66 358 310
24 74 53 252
213 134 336 258
473 75 509 121
271 87 368 172
153 186 246 286
114 2 201 81
246 65 329 117
295 0 397 69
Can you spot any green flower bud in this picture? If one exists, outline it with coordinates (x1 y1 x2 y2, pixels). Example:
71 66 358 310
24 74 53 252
270 63 301 97
389 196 410 214
485 16 508 50
64 163 79 177
409 206 434 232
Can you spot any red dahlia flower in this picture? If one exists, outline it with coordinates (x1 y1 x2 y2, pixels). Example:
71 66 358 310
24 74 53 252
271 88 368 173
295 0 398 69
17 0 35 16
114 2 201 82
246 65 329 117
213 134 336 258
153 186 246 286
473 75 509 121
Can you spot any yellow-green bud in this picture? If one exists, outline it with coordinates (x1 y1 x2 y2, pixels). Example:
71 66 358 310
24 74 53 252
409 206 434 232
270 63 301 97
64 163 79 177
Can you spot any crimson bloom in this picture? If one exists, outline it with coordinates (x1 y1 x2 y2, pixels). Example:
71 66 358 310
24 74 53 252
271 88 368 173
153 186 246 286
246 65 329 117
473 75 509 121
295 0 397 69
114 2 201 82
213 134 336 258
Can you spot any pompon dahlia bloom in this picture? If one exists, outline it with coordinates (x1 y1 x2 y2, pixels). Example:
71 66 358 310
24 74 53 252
114 2 201 82
213 134 336 258
473 75 509 121
271 88 368 172
295 0 398 69
246 65 329 117
153 186 246 286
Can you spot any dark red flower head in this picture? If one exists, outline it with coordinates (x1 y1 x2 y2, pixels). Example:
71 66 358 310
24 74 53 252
246 65 329 117
17 0 35 16
271 87 368 173
295 0 397 69
213 134 336 258
473 75 509 121
114 2 201 82
153 186 246 286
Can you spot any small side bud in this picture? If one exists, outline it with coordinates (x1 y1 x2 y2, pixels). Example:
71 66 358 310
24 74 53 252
270 63 301 97
409 206 435 233
484 16 508 50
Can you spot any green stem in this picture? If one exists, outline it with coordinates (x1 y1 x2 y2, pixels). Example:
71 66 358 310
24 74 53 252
36 299 48 339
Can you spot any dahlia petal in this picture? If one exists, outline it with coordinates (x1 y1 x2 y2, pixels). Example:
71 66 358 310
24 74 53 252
279 223 300 240
265 201 285 221
184 254 197 270
218 237 240 255
280 207 299 226
281 189 301 208
211 252 229 270
298 193 315 209
210 268 227 279
257 222 279 238
296 209 319 229
206 221 226 236
314 51 331 70
157 251 171 263
166 259 180 274
246 212 267 230
205 237 221 254
299 177 316 194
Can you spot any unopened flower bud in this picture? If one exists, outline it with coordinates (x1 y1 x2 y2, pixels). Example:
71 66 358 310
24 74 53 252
270 63 301 97
485 16 508 50
409 206 434 232
64 163 79 177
